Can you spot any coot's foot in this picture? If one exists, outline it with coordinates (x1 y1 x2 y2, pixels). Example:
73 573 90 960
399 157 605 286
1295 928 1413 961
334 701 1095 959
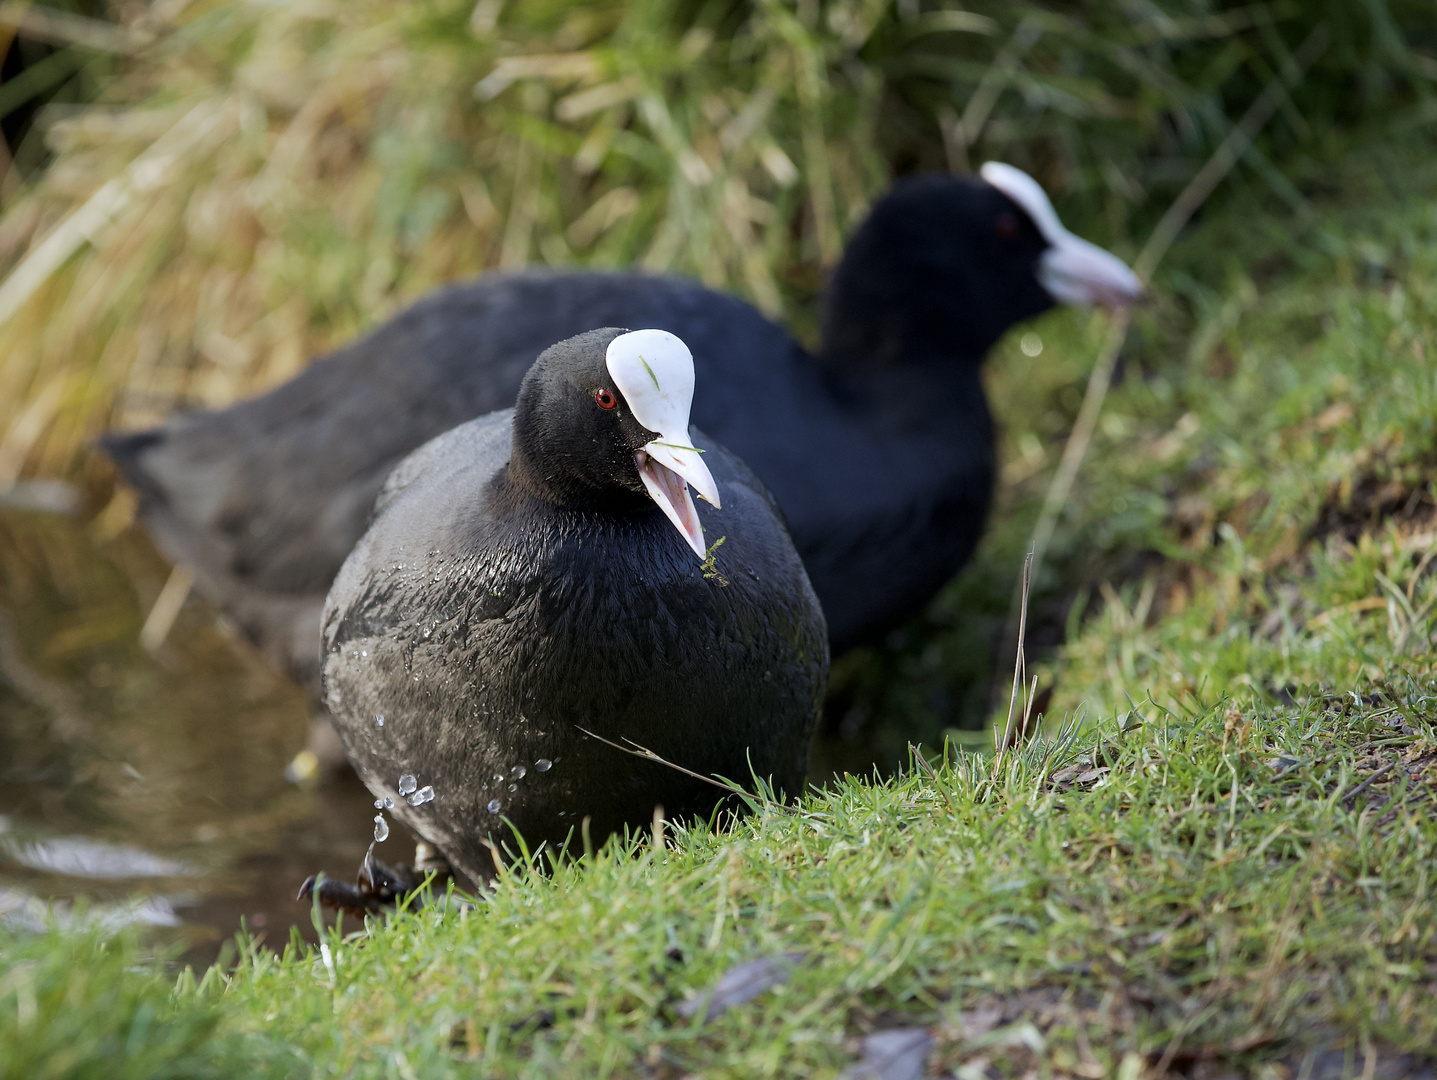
296 843 452 917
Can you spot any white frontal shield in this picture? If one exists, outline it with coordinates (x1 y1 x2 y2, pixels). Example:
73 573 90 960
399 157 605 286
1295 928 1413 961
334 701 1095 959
605 329 721 560
980 161 1145 308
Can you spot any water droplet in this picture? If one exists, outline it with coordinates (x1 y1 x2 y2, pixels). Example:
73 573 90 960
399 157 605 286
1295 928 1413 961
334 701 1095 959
508 783 517 792
493 774 504 784
374 799 384 809
407 785 435 807
373 816 390 842
535 758 552 773
510 765 527 780
397 775 417 796
360 650 368 657
487 799 502 814
375 713 385 728
384 796 394 809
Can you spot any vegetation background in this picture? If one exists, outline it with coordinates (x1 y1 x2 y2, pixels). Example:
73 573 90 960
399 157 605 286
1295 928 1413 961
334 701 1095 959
2 1 1437 1077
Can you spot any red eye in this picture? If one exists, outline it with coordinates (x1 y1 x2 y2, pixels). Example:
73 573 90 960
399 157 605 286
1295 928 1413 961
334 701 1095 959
595 388 617 410
996 211 1019 240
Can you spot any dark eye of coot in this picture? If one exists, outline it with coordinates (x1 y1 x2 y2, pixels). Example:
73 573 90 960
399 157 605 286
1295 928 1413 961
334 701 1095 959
595 388 617 410
995 211 1019 240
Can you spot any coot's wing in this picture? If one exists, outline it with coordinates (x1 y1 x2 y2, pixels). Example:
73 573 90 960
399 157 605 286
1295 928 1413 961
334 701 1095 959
371 409 512 520
324 409 516 656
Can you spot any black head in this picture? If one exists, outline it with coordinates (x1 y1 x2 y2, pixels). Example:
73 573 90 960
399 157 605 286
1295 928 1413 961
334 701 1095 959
507 328 721 558
820 169 1140 369
509 327 658 508
820 174 1053 367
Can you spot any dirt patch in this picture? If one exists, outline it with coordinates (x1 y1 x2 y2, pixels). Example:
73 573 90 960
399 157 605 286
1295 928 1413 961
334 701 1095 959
1307 469 1437 548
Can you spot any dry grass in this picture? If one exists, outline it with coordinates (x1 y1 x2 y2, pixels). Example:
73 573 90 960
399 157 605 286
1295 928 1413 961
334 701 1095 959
0 0 1428 485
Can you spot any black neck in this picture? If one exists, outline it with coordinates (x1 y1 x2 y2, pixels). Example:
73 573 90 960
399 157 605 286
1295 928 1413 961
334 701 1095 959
816 250 1003 378
503 430 650 514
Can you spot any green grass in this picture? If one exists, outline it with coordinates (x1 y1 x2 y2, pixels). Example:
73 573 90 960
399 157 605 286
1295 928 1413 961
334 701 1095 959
4 685 1435 1077
0 921 275 1078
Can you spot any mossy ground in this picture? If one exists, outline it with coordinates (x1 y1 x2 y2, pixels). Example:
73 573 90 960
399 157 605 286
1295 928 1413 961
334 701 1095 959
4 110 1437 1079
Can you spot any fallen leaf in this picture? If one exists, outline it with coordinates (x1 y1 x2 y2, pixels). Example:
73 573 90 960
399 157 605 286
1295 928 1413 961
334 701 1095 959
843 1027 933 1080
676 951 808 1022
956 1007 1003 1040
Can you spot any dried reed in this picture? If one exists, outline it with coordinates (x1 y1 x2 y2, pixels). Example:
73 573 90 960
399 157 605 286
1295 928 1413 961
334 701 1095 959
0 0 1427 483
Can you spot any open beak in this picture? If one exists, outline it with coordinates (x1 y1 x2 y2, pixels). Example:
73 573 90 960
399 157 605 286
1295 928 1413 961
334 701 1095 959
1039 232 1145 309
635 439 720 560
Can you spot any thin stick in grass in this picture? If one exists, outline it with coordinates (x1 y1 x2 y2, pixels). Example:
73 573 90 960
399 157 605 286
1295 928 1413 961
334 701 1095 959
909 742 958 818
995 550 1032 772
574 726 797 815
1007 23 1332 646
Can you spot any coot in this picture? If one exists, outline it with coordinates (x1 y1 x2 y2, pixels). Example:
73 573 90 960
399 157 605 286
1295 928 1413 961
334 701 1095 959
322 328 827 881
104 163 1139 689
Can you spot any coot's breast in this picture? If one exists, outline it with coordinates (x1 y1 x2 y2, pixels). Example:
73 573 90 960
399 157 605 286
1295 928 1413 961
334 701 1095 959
321 414 827 880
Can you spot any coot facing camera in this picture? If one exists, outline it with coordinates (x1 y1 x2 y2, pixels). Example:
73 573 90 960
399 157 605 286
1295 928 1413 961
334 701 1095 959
321 328 827 882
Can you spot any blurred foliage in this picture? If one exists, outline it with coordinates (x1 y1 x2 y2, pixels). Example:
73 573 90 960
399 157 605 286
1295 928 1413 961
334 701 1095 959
0 1 122 191
0 922 277 1078
0 0 1433 483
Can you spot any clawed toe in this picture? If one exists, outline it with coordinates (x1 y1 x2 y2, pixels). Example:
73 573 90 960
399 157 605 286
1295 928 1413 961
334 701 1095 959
297 844 453 917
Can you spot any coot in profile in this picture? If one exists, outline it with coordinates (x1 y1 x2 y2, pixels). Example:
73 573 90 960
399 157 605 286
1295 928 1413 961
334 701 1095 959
321 328 827 882
104 163 1140 689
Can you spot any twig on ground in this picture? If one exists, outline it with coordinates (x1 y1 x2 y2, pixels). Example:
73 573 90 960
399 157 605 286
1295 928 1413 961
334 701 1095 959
574 727 797 815
1340 750 1437 806
1339 760 1400 807
139 563 194 652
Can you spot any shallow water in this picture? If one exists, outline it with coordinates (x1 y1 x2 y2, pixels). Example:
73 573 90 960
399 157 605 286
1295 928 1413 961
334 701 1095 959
0 497 380 963
0 491 886 963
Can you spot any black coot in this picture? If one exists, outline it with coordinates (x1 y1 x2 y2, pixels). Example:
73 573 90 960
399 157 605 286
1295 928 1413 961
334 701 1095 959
322 328 827 881
104 163 1140 690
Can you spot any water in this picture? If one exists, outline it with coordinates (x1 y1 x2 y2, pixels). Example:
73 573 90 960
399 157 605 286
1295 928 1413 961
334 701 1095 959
0 503 378 963
0 495 888 963
406 785 434 807
373 815 390 842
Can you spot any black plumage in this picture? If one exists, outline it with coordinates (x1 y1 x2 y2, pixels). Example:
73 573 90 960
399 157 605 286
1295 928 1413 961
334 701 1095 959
321 328 827 880
103 167 1139 690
